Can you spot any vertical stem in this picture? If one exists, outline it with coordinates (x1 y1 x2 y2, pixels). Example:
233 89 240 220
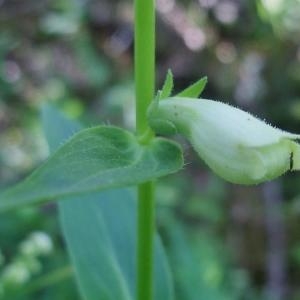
134 0 155 299
135 0 155 136
137 182 155 300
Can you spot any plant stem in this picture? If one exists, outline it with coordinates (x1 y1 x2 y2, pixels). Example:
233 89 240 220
135 0 155 137
134 0 155 299
137 182 155 300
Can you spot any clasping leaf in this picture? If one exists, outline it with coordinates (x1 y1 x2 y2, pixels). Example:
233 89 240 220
0 125 183 212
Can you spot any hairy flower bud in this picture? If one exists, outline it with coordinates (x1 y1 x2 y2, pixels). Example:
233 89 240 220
148 97 300 184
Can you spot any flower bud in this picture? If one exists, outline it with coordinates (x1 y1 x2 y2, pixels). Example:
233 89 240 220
148 97 300 184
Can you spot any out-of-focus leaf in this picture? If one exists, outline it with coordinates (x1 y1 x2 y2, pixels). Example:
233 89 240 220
168 223 237 300
74 36 110 89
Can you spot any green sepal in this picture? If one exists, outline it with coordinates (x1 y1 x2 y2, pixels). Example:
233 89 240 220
159 69 174 100
176 76 207 98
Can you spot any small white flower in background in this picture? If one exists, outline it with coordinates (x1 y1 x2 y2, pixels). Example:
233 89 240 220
2 262 30 285
20 231 53 256
148 97 300 185
0 233 52 292
31 232 53 255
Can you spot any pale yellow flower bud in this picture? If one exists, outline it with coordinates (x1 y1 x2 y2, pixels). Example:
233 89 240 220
148 97 300 184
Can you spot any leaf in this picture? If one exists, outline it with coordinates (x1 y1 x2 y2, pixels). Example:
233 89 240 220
60 193 133 300
60 191 175 300
0 115 183 212
176 76 207 98
167 223 236 300
159 70 174 100
43 106 131 299
43 105 175 300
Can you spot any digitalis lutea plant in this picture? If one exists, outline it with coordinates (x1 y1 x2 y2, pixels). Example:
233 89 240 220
148 71 300 185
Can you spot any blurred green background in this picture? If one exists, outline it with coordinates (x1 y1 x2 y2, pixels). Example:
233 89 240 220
1 0 300 299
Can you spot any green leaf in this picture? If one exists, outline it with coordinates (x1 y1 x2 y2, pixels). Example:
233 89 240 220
60 190 175 300
159 70 174 100
167 223 236 300
60 192 133 300
43 105 175 300
176 76 207 98
0 114 183 212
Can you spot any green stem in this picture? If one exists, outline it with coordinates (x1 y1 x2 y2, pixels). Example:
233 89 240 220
137 182 155 300
134 0 155 299
135 0 155 137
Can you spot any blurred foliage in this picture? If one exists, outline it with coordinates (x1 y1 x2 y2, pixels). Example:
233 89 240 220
1 0 300 299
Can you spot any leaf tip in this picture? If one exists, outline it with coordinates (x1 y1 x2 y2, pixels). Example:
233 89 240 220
160 69 174 100
176 75 208 98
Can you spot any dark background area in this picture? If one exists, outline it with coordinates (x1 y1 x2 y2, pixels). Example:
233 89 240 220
1 0 300 299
